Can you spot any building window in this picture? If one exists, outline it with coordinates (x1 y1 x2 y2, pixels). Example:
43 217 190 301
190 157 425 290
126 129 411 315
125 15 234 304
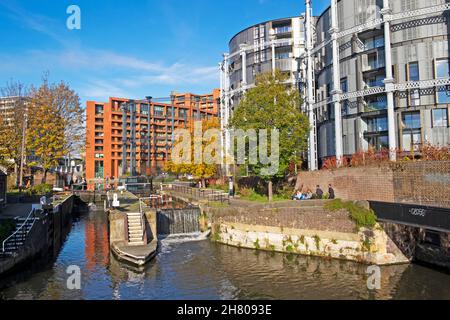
409 62 420 81
367 116 388 132
275 52 290 60
402 112 421 151
435 58 449 79
403 112 421 129
94 161 104 179
140 104 149 115
408 62 420 106
341 78 348 115
367 135 389 151
432 108 448 127
436 87 450 104
364 35 384 50
95 104 104 115
154 106 165 117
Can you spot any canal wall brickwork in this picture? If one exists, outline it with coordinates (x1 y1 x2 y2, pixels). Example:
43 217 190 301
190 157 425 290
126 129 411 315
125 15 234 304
296 161 450 208
381 221 450 269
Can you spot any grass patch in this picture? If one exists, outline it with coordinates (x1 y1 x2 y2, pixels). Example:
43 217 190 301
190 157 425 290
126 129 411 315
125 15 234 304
325 199 377 229
238 188 290 203
208 201 229 208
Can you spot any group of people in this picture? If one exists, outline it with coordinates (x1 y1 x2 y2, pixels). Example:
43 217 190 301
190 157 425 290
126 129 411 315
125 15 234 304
292 184 335 201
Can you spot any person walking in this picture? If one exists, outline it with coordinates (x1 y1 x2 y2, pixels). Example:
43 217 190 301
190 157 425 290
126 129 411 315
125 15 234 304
228 176 235 197
316 185 324 199
328 184 335 199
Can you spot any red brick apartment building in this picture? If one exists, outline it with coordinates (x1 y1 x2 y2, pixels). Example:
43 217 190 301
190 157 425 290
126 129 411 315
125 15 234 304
85 89 220 182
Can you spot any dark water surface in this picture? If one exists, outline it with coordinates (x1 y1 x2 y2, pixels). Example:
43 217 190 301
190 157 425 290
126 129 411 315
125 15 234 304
1 211 449 300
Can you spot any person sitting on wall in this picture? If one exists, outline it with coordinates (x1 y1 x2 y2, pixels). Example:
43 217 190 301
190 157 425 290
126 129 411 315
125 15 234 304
328 184 335 199
315 185 324 199
293 190 303 201
305 189 313 200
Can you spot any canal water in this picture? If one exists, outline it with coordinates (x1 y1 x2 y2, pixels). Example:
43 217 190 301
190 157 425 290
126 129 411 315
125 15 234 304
0 211 449 300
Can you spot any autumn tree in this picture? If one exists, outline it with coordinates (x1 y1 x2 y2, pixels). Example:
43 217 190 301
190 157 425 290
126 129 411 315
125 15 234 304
165 117 220 187
27 78 84 183
229 71 310 201
0 80 29 184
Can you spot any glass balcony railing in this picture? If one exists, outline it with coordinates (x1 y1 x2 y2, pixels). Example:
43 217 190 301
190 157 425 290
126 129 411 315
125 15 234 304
365 100 387 112
274 26 292 34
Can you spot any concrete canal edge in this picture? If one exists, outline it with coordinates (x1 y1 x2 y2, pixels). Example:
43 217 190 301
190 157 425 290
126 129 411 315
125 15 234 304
199 201 410 266
108 191 158 267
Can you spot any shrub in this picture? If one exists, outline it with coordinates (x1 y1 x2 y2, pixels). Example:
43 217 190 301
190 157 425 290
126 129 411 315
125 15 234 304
325 199 377 229
0 220 16 243
275 186 294 200
28 183 53 195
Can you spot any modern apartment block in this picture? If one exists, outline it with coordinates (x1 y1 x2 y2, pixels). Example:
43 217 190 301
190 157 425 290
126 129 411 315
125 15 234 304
220 17 306 173
85 90 220 182
220 0 450 170
309 0 450 168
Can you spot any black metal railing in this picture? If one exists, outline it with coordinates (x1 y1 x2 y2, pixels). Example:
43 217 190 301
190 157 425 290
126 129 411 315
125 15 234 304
162 184 230 204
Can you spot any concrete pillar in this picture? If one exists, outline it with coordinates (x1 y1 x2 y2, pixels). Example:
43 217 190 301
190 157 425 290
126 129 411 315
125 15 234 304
240 45 247 88
305 0 318 171
271 36 276 75
331 0 343 165
219 62 225 168
223 53 231 176
382 0 397 161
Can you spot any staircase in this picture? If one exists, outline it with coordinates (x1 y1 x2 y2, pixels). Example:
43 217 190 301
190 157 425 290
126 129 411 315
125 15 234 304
1 210 37 257
127 213 144 246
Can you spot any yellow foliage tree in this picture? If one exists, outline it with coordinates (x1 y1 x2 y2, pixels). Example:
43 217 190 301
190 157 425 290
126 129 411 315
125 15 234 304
0 81 28 176
27 78 83 183
164 117 219 186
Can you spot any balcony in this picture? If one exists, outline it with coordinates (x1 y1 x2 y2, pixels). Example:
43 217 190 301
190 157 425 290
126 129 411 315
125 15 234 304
275 59 292 72
273 26 292 35
364 100 387 112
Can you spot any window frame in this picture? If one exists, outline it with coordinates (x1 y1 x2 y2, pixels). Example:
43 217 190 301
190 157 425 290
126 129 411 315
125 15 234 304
432 108 449 128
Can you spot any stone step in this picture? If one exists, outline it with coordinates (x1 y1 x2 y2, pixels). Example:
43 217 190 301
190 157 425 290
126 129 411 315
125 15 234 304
128 225 143 230
128 222 142 227
128 241 145 246
127 212 141 216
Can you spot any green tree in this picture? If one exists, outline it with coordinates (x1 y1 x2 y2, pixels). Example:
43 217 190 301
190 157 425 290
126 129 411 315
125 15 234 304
229 71 309 201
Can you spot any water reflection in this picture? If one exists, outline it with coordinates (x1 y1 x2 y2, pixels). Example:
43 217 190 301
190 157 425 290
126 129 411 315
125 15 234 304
1 211 449 300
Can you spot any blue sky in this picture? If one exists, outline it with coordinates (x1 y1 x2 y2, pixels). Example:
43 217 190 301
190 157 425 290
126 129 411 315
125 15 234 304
0 0 329 103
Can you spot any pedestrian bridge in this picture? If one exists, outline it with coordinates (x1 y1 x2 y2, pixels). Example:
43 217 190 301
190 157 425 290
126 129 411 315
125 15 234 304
370 201 450 233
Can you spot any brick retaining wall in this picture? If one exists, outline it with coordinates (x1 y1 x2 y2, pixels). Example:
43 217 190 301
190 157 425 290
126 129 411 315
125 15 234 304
296 161 450 208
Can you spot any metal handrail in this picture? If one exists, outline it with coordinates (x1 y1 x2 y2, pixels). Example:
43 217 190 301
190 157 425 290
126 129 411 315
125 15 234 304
2 208 36 253
164 183 230 204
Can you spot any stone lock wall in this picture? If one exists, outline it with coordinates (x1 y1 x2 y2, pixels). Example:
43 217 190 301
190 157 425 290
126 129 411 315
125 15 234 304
109 212 126 243
212 222 410 265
